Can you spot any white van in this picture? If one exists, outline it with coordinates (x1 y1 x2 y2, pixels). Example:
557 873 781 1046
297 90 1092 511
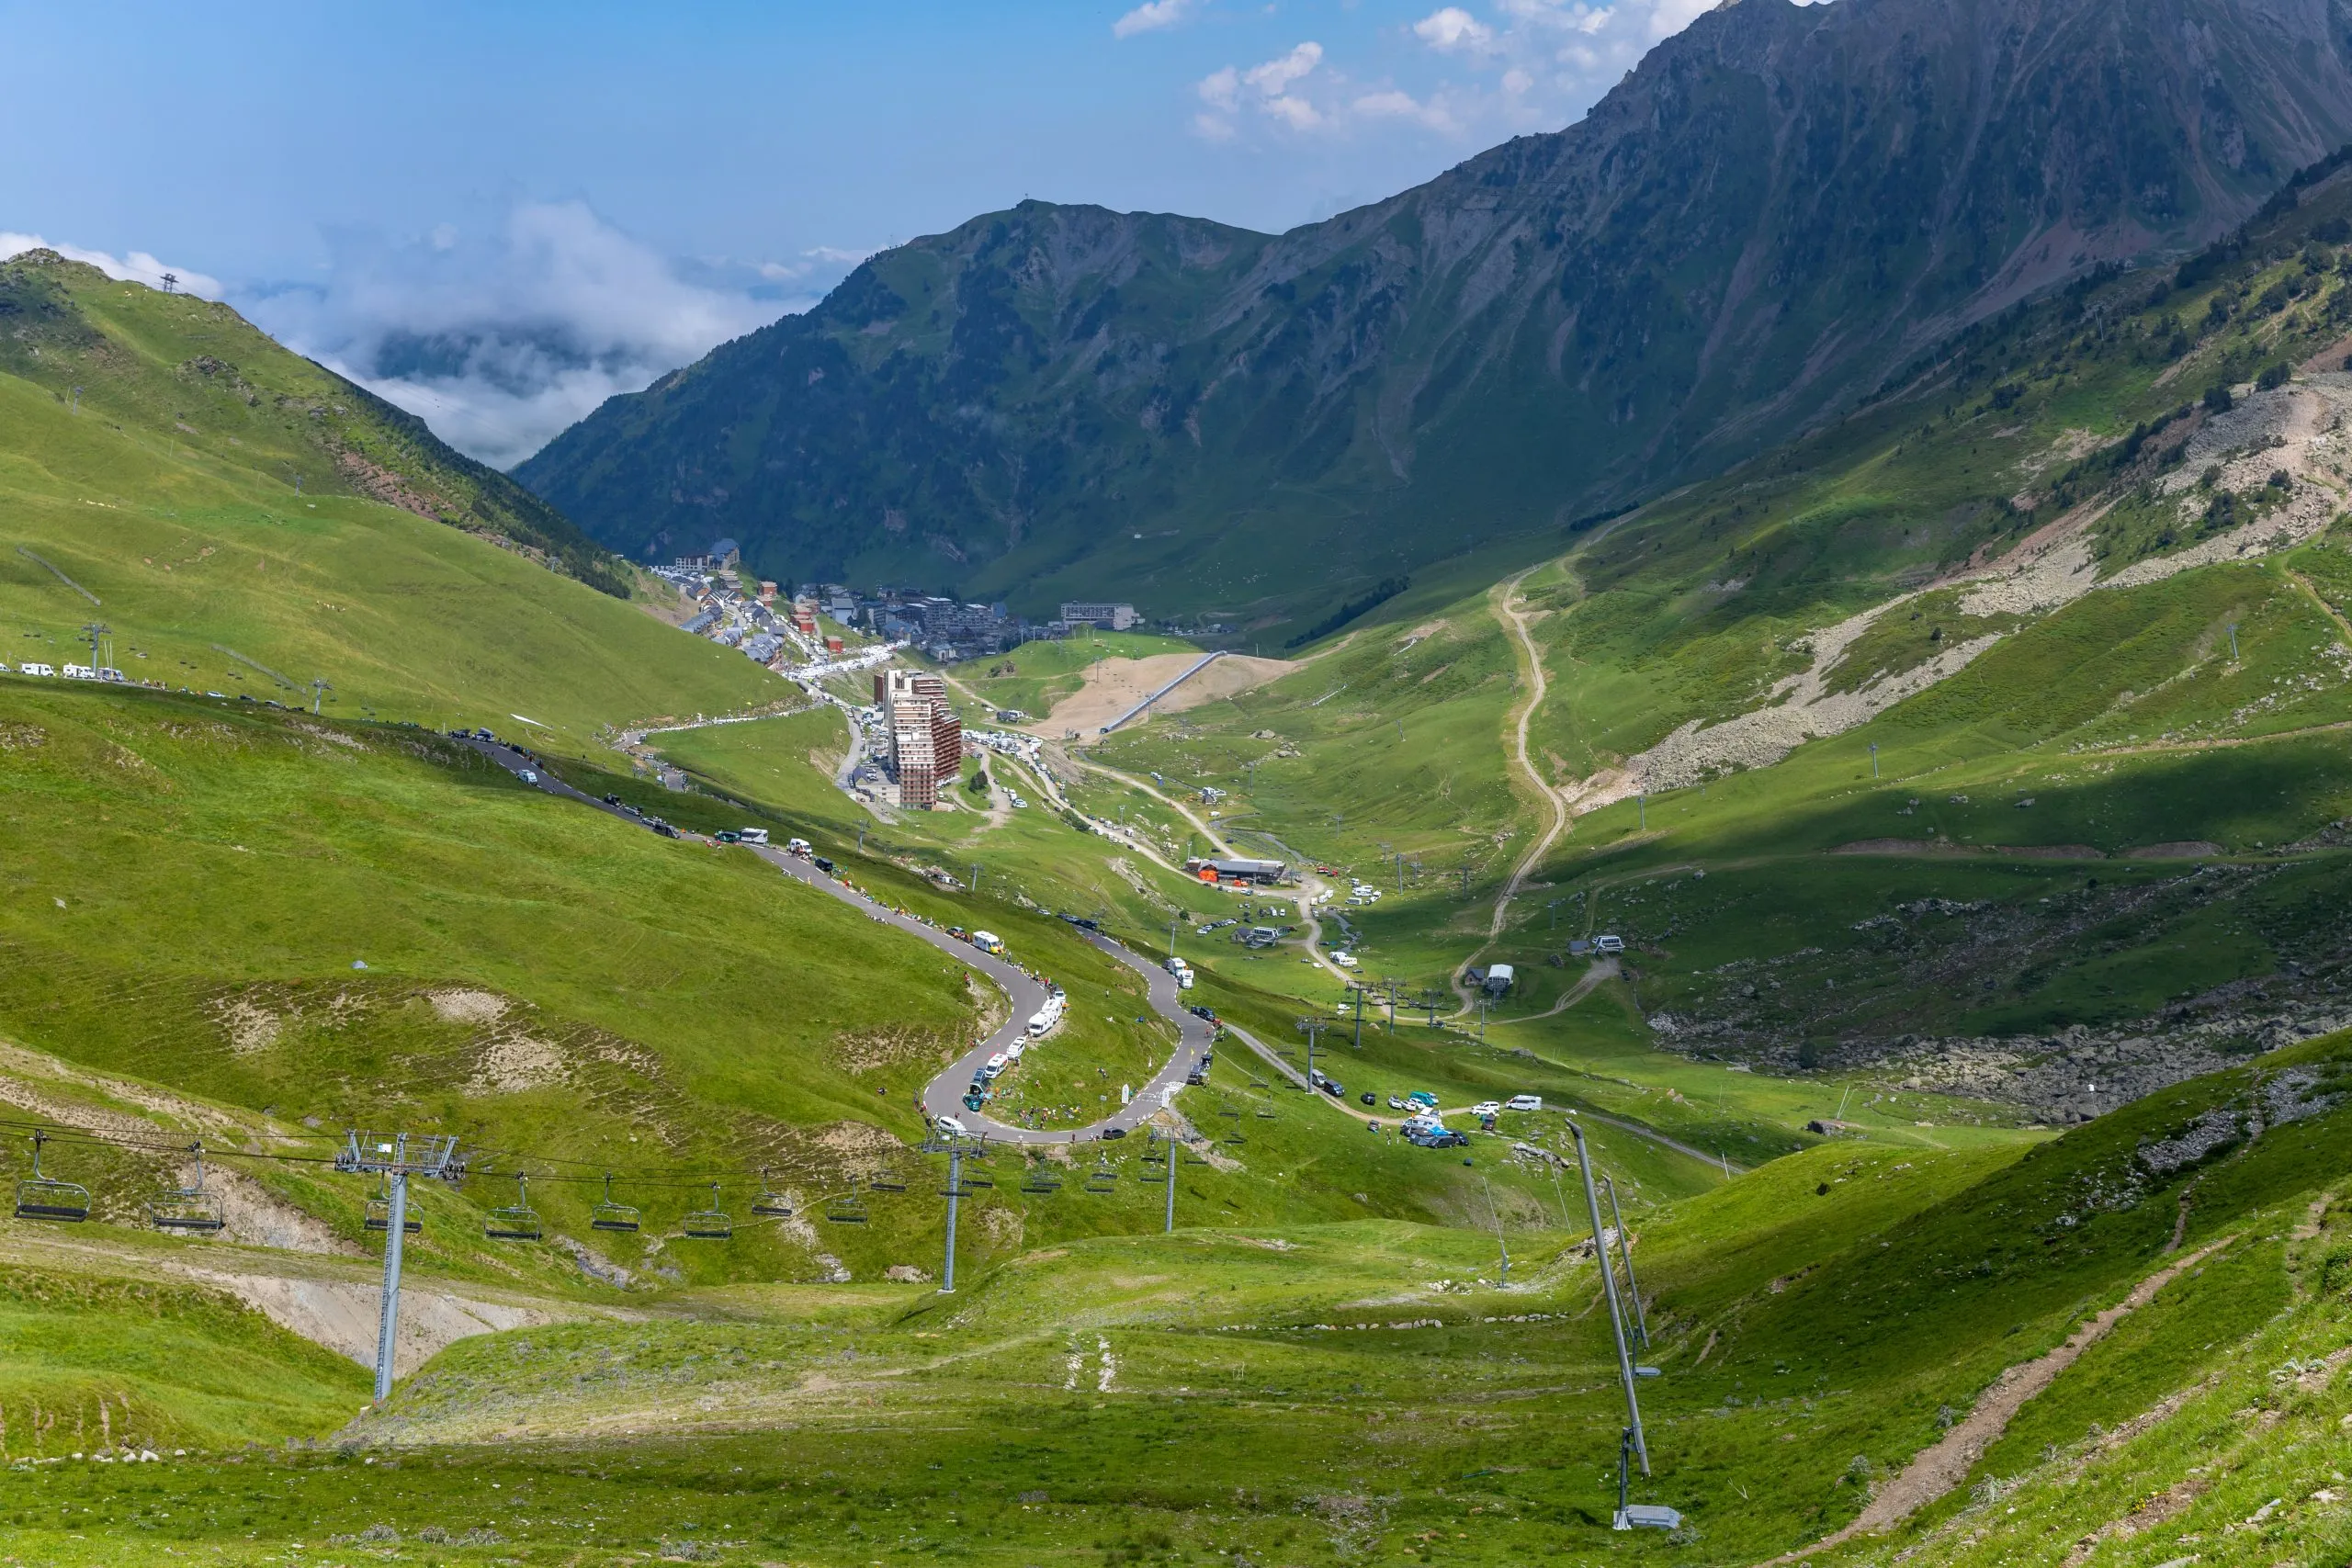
984 1052 1010 1077
971 931 1006 955
1026 1013 1051 1037
935 1114 968 1138
19 663 53 677
62 663 95 680
738 828 769 845
1506 1094 1543 1112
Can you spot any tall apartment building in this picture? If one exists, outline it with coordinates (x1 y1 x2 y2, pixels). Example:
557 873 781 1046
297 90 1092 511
874 669 962 807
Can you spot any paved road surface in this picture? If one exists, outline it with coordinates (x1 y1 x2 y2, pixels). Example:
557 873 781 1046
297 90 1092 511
456 733 1210 1147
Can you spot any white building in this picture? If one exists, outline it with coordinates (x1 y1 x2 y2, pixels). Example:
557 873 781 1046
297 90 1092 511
1059 601 1137 631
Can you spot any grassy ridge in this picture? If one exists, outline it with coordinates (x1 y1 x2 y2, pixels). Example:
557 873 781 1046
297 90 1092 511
0 254 782 753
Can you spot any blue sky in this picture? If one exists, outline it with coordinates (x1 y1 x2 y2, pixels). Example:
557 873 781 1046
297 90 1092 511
0 0 1736 463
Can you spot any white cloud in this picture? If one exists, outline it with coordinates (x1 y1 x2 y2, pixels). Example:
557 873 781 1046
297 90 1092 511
1644 0 1714 39
1175 0 1745 146
1263 93 1324 130
756 244 876 282
1413 7 1495 52
1243 40 1324 96
243 200 813 469
0 232 222 298
1194 42 1336 136
1114 0 1198 38
1353 89 1457 133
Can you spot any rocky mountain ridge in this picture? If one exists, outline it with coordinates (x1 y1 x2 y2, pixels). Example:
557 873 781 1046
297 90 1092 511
522 0 2352 626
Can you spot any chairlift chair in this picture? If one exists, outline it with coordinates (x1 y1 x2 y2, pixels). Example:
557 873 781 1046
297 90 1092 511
823 1190 869 1224
1019 1161 1062 1194
1255 1105 1278 1120
752 1168 795 1218
590 1172 641 1234
961 1171 994 1190
148 1141 224 1234
15 1131 90 1223
683 1182 732 1240
1180 1143 1212 1167
484 1173 544 1242
1223 1126 1247 1146
1082 1163 1118 1194
867 1168 908 1193
364 1173 423 1235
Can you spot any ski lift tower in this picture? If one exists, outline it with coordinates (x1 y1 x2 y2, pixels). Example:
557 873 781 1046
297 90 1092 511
336 1131 463 1403
1565 1118 1679 1532
923 1127 990 1292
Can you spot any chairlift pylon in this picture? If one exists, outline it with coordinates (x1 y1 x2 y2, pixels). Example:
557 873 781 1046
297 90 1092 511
484 1172 543 1242
752 1168 794 1218
590 1171 641 1233
16 1130 90 1223
365 1172 422 1235
148 1141 224 1234
683 1182 732 1240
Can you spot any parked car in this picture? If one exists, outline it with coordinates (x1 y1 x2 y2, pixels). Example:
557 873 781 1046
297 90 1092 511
714 829 741 842
1359 1091 1376 1107
516 770 537 784
1472 1100 1503 1118
1100 1126 1127 1141
813 857 835 873
1386 1096 1405 1111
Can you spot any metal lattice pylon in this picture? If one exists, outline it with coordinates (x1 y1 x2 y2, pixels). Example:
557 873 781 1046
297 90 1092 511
336 1132 462 1404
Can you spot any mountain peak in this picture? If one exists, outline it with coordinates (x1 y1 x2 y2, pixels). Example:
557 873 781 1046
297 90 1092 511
520 0 2352 628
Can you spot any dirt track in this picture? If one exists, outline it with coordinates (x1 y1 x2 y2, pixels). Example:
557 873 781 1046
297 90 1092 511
1770 1235 2234 1562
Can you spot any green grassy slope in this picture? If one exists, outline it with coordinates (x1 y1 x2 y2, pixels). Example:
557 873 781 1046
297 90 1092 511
0 252 779 751
5 1032 2336 1565
1053 158 2352 1132
0 678 1684 1292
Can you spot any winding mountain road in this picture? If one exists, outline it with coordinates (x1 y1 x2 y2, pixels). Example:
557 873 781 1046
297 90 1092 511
458 734 1213 1148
